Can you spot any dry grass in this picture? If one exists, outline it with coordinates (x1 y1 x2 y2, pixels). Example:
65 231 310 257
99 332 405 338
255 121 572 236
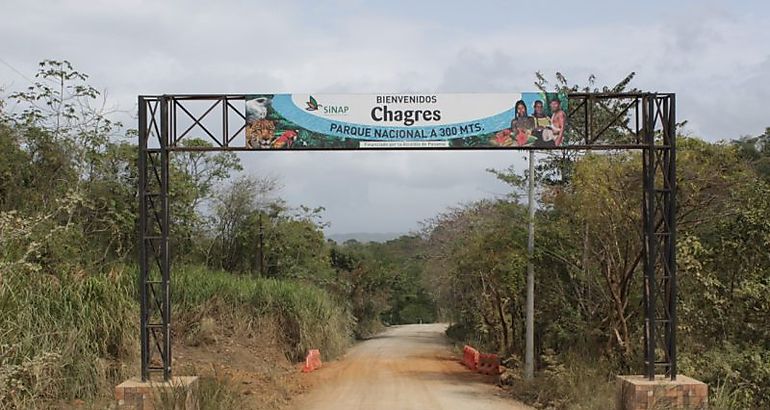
0 264 353 408
0 265 137 408
505 353 616 409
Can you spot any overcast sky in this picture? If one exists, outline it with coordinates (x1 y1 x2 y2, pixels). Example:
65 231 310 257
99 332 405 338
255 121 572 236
2 0 769 234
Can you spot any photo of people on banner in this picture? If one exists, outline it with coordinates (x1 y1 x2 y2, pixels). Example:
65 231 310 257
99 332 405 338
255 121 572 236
490 93 567 147
244 92 567 149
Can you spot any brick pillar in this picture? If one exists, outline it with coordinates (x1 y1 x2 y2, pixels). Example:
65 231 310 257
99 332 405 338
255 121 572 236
115 376 199 410
617 375 707 410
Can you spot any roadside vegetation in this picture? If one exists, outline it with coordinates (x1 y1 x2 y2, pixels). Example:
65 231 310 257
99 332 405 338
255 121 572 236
2 61 768 409
0 60 429 408
423 74 770 408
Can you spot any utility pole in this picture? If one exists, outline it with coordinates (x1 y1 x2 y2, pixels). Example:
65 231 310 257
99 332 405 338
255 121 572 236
258 212 265 276
525 150 535 379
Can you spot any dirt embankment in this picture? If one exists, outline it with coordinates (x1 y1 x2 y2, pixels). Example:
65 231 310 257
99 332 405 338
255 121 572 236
172 318 312 410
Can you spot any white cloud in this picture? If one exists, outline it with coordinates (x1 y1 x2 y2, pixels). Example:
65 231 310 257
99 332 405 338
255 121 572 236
1 0 768 234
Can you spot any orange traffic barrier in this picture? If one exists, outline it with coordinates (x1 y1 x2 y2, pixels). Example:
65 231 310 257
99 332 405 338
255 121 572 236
477 353 501 375
462 345 480 370
302 349 322 373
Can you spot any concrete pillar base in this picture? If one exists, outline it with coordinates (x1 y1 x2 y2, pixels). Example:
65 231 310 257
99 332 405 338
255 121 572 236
115 376 199 410
616 375 708 410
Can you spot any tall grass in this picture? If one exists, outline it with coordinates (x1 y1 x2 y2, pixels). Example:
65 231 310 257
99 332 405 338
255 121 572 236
0 264 353 408
197 376 244 410
173 266 353 360
506 352 617 409
0 266 136 408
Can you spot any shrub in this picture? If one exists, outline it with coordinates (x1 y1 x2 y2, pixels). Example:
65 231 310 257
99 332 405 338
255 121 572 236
680 343 770 408
0 265 136 407
507 352 616 409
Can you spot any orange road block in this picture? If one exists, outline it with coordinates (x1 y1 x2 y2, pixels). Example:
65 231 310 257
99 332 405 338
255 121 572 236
477 353 501 375
302 349 322 373
462 345 480 370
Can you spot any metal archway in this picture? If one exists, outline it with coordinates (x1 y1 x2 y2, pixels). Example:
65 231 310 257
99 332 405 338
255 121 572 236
137 92 677 381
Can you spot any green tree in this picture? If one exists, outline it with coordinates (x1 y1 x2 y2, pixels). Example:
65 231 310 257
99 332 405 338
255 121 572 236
733 127 770 181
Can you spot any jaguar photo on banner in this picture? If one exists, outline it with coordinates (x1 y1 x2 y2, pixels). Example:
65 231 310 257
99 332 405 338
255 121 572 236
244 93 567 149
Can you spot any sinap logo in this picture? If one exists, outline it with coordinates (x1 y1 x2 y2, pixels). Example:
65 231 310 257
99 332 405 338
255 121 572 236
305 95 349 115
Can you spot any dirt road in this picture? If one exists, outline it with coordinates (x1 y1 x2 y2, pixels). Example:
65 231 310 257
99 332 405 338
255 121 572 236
291 323 531 410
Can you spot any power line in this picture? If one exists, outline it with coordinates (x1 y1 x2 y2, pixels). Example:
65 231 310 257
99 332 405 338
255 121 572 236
0 57 36 86
525 150 536 380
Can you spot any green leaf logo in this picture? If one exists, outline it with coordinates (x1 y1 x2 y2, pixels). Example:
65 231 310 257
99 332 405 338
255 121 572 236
306 95 320 111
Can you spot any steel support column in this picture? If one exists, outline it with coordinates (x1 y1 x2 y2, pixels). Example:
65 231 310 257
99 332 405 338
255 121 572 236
642 95 657 380
666 95 677 379
658 94 677 380
641 94 677 380
138 96 149 381
138 96 172 381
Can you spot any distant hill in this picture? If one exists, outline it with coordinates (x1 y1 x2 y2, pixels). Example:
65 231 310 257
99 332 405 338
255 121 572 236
327 232 405 244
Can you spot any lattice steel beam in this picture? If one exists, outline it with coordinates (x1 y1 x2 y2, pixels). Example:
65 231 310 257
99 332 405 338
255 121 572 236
138 96 171 381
